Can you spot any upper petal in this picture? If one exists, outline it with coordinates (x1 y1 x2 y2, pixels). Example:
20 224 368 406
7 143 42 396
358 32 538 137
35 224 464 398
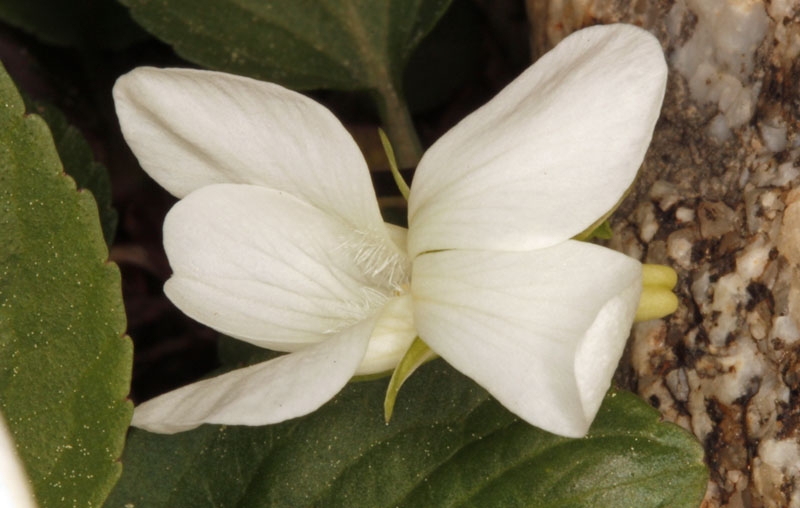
407 24 667 258
163 184 407 351
131 316 375 434
411 241 641 437
113 67 384 232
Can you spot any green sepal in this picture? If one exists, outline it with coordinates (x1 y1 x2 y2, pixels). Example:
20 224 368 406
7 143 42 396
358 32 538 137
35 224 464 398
378 127 410 200
384 337 437 422
574 180 637 241
586 219 613 239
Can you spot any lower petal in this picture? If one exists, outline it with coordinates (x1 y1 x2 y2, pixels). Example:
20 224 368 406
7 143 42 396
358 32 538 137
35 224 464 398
411 241 641 437
131 316 376 434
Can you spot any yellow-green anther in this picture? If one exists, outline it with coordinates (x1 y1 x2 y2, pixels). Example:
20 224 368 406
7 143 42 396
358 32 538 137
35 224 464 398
378 128 410 200
635 264 679 322
635 287 678 322
642 264 678 289
384 337 437 423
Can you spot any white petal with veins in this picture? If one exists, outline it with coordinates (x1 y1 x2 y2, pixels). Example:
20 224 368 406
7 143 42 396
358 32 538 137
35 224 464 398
408 24 667 257
163 183 407 351
114 67 384 233
132 316 376 434
356 293 417 375
412 241 641 437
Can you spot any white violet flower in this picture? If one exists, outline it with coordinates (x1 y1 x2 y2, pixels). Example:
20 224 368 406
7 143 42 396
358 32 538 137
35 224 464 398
0 413 36 508
114 23 668 437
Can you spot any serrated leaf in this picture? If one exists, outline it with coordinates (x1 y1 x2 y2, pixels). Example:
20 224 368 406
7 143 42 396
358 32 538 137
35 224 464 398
121 0 451 91
106 361 706 508
24 98 118 246
0 62 133 506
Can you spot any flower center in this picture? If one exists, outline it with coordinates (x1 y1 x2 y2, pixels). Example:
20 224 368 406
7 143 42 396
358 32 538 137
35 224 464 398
324 227 410 335
346 228 410 294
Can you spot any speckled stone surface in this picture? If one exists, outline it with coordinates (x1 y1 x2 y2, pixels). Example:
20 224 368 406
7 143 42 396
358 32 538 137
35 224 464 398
527 1 800 506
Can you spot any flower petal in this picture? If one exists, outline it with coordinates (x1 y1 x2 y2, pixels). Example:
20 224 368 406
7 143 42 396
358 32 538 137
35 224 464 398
0 413 36 508
113 67 383 232
131 317 375 434
163 184 407 351
411 241 641 437
355 293 417 375
384 223 408 254
407 24 667 257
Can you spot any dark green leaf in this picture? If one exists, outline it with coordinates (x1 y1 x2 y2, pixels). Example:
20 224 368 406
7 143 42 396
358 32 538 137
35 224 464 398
0 0 147 50
0 62 133 506
106 361 706 508
24 98 118 246
121 0 451 92
403 0 482 113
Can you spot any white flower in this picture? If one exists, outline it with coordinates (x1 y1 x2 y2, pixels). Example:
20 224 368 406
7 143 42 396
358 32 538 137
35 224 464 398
114 24 667 437
0 413 37 508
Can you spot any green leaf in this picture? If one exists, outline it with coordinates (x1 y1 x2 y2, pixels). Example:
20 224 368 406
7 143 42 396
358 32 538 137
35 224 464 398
120 0 452 167
106 362 706 508
0 62 133 506
24 98 118 246
0 0 147 50
121 0 450 91
402 0 482 113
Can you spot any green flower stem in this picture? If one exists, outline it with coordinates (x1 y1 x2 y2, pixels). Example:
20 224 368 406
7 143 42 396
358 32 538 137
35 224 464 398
372 81 423 169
